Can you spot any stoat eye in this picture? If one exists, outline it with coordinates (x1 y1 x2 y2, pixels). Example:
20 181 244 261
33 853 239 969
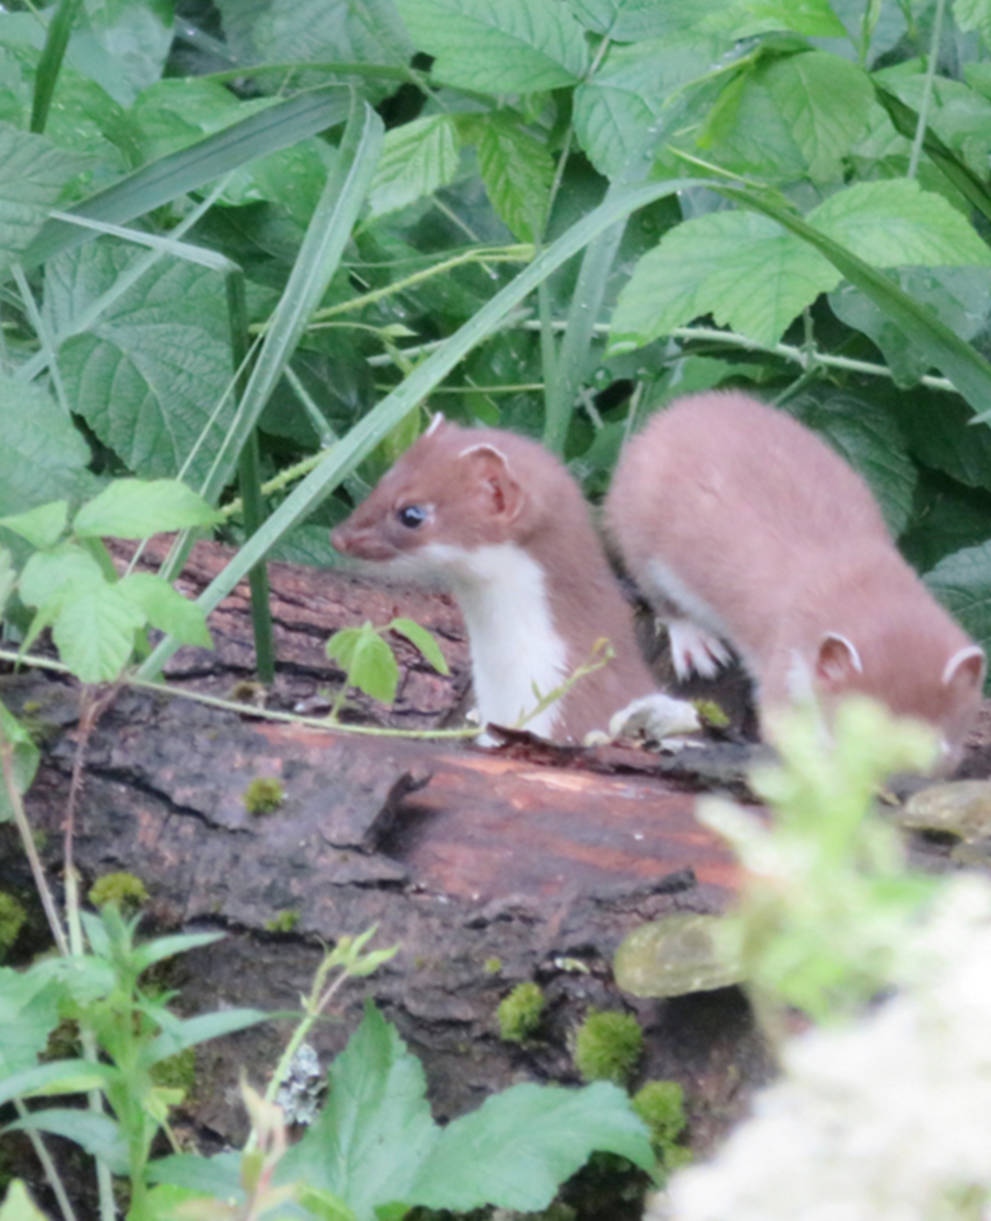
397 504 427 529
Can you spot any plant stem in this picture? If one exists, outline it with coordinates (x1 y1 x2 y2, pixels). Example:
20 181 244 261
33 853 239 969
908 0 946 180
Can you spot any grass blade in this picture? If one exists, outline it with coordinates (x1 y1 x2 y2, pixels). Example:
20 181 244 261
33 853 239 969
22 86 351 268
30 0 84 134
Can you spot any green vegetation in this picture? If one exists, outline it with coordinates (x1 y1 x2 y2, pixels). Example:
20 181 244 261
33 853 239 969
265 909 300 934
632 1081 690 1169
497 980 545 1043
573 1009 644 1086
87 871 149 912
242 775 286 816
0 892 27 958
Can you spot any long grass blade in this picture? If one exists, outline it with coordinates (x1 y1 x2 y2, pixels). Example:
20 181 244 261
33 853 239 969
135 174 720 679
30 0 83 134
22 86 351 268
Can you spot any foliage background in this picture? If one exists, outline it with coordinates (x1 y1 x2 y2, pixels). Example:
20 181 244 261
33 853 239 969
1 0 991 662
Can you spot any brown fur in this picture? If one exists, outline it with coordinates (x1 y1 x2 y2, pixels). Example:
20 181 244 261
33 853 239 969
331 418 657 740
605 390 985 767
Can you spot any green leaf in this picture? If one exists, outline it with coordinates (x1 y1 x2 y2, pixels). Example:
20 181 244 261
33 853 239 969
704 0 846 38
0 501 68 550
62 0 173 107
406 1081 654 1212
49 242 235 486
762 51 874 181
18 542 106 609
278 1001 438 1221
0 375 94 517
395 0 588 93
0 121 85 268
389 618 450 676
0 967 59 1075
147 1008 269 1062
897 394 991 492
956 0 991 46
0 704 40 825
326 624 400 703
51 582 146 682
4 1109 128 1175
0 1181 49 1221
568 0 709 39
809 178 991 267
73 479 222 539
249 0 413 77
297 1187 358 1221
130 930 225 974
468 112 553 242
367 115 461 218
145 1151 242 1198
698 67 807 181
786 393 917 536
117 574 212 648
0 1058 116 1108
611 209 835 348
925 539 991 659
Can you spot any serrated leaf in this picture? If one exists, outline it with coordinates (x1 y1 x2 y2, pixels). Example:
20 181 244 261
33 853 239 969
5 1109 128 1175
762 51 873 181
0 704 41 825
278 1001 438 1220
611 209 836 348
51 582 146 682
0 375 94 517
406 1082 654 1212
73 479 222 539
0 121 85 267
568 0 708 39
368 115 461 217
388 618 450 675
925 539 991 659
0 501 68 550
0 967 59 1075
704 0 846 38
786 394 917 536
470 113 553 242
396 0 588 93
18 542 106 609
326 624 400 703
810 178 991 267
251 0 413 74
48 244 235 487
118 574 212 648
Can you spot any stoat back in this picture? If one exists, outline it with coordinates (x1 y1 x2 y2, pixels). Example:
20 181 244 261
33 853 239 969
605 390 985 767
332 417 657 740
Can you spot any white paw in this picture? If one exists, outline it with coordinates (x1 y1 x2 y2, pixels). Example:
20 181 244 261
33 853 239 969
667 619 731 680
609 693 700 743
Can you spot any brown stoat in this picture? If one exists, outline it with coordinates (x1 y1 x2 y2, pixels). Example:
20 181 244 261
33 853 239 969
331 416 695 741
605 390 986 769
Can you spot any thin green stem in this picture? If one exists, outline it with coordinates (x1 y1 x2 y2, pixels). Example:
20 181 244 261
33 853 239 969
13 1098 78 1221
908 0 946 180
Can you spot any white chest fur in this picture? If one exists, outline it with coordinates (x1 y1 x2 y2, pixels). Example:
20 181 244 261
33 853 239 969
420 541 568 736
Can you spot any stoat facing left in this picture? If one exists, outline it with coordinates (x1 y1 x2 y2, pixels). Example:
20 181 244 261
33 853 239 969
331 417 694 741
605 390 985 770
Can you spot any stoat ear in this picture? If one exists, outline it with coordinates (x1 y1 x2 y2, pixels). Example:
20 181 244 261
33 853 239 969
943 644 986 692
459 443 526 521
815 631 863 688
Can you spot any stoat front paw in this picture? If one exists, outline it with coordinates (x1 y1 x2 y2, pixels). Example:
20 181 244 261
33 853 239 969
608 692 701 744
667 619 731 680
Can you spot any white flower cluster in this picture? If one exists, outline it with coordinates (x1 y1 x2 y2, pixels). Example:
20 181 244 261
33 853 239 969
649 876 991 1221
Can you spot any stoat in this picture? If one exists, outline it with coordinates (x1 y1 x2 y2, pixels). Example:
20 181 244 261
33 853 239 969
330 416 696 741
605 390 985 770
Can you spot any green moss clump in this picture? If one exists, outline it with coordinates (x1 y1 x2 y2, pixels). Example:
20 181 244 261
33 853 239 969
150 1047 196 1099
483 956 502 975
0 892 27 958
88 872 148 912
632 1080 689 1166
497 981 545 1043
266 909 299 934
243 776 285 815
573 1009 643 1085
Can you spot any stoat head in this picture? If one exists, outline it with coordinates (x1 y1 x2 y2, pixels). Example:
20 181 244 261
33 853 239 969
796 622 985 773
330 417 556 573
